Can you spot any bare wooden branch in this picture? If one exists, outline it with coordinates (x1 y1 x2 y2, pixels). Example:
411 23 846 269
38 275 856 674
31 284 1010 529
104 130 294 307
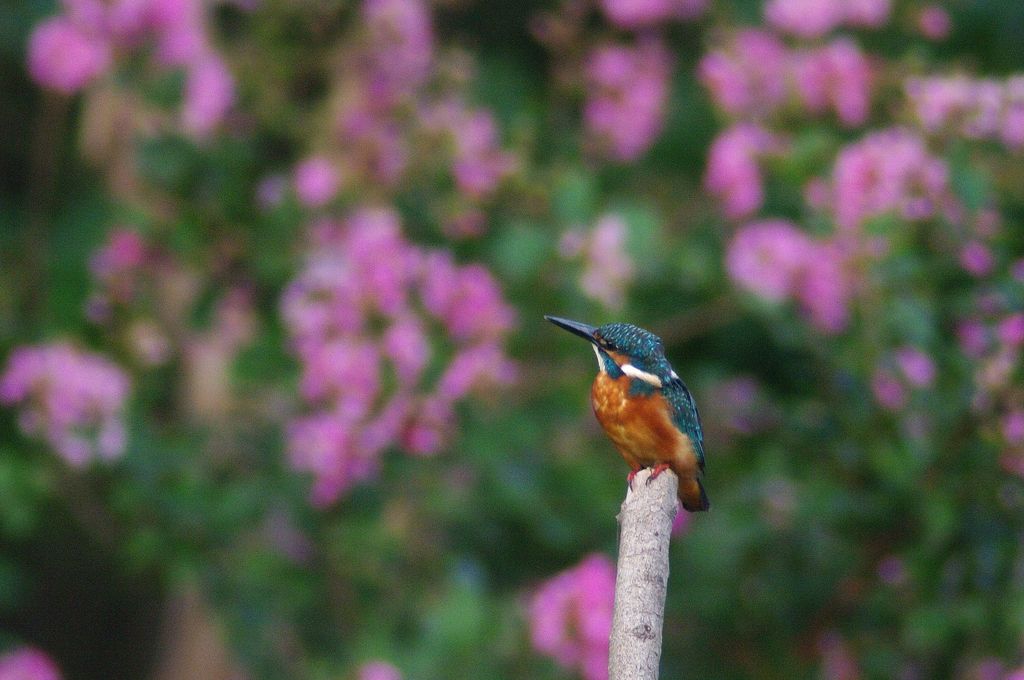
608 467 678 680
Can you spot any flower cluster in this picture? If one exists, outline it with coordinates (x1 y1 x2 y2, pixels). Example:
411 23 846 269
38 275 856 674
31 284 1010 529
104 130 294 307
952 264 1024 476
85 228 178 368
559 214 635 309
699 30 873 126
362 0 433 102
700 30 875 222
420 99 519 202
764 0 889 39
584 39 673 162
704 123 780 220
905 75 1024 149
827 128 951 234
292 0 516 223
916 5 952 40
698 30 789 119
598 0 706 29
0 647 62 680
724 124 958 333
27 0 234 137
281 208 516 505
528 553 615 680
358 661 402 680
87 228 149 319
871 346 937 412
726 219 851 333
0 342 130 466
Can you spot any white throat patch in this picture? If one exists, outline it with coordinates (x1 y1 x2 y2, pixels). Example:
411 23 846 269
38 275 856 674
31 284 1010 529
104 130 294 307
620 363 663 388
592 344 605 373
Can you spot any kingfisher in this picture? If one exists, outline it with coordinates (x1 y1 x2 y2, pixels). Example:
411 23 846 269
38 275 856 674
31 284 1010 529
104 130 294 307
545 315 709 512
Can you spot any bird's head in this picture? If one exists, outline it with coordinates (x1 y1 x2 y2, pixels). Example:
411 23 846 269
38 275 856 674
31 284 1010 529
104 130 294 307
544 315 669 387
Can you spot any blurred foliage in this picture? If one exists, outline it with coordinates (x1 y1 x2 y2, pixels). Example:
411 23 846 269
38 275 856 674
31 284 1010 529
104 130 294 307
2 1 1024 679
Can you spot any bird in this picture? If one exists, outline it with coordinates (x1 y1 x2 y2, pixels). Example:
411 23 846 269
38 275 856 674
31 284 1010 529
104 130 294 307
544 315 709 512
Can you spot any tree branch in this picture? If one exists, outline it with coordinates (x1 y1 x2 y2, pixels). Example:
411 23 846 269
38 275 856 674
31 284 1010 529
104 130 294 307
608 467 678 680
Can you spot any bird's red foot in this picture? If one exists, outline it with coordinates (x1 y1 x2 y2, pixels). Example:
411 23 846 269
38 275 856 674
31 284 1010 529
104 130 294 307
646 463 671 485
626 468 641 489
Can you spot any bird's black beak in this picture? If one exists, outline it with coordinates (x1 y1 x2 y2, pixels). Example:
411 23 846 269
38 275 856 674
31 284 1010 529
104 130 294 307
544 315 599 343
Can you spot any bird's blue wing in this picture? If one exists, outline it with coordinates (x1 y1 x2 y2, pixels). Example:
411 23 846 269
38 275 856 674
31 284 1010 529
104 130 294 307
665 376 705 471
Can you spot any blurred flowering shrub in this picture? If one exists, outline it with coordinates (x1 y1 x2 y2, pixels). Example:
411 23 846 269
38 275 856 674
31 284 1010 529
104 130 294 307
0 343 129 466
282 207 516 505
529 554 615 680
3 0 1024 678
0 647 62 680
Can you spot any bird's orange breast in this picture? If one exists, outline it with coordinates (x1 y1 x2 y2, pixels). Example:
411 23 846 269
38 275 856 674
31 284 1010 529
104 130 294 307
590 372 692 472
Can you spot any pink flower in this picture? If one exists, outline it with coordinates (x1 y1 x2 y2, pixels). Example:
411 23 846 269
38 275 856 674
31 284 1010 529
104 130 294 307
830 128 949 232
294 156 341 208
917 5 952 40
599 0 705 28
529 554 615 680
336 91 410 185
704 124 778 220
281 208 516 505
727 220 854 332
90 228 146 284
149 0 208 67
358 661 402 680
383 316 431 383
362 0 434 101
726 220 814 303
299 341 380 416
584 39 672 162
561 214 635 309
1003 410 1024 445
0 343 130 466
843 0 890 28
106 0 152 45
182 56 235 139
436 344 517 402
764 0 845 39
905 75 1024 150
442 105 516 199
871 368 906 411
0 647 62 680
904 76 974 133
765 0 888 38
960 241 995 277
1001 105 1024 149
794 39 873 127
402 398 452 455
894 346 936 388
957 319 989 358
798 242 851 333
61 0 107 34
286 413 377 507
698 30 788 118
420 254 515 341
997 313 1024 347
27 16 111 94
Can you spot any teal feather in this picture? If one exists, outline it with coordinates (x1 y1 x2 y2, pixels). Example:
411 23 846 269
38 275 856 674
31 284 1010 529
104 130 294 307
595 322 706 472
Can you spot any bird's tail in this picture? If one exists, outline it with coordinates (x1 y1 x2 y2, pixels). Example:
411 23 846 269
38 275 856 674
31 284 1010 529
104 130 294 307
679 476 710 512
